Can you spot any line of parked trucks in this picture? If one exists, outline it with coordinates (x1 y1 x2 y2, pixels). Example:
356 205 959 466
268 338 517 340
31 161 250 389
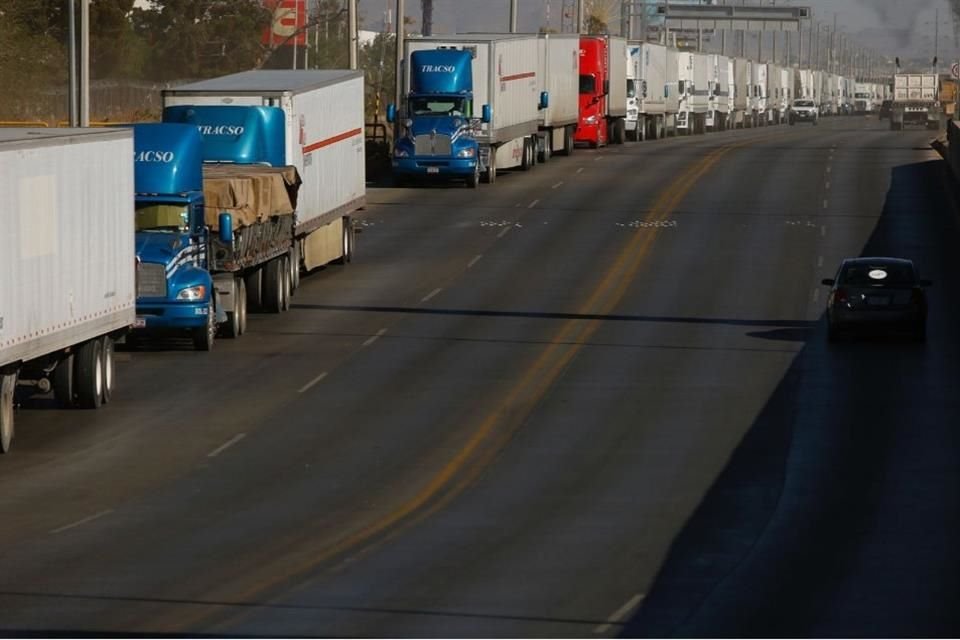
387 33 891 186
0 32 897 453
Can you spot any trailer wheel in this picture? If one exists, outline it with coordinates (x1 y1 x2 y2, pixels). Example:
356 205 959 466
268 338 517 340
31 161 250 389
223 277 243 339
561 126 574 156
483 153 497 184
245 268 262 312
290 242 301 291
100 337 115 405
520 138 532 171
333 219 353 265
53 354 76 409
237 277 248 335
193 301 216 351
538 135 551 163
281 256 292 312
1 371 17 453
262 258 284 314
75 338 104 409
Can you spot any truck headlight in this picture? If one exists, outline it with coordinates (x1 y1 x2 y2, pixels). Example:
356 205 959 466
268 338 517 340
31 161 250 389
176 285 207 301
584 115 599 125
394 148 409 158
456 147 476 158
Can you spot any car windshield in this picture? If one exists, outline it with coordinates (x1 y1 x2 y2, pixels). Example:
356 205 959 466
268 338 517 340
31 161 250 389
840 263 917 287
794 100 815 107
408 97 470 117
135 203 189 233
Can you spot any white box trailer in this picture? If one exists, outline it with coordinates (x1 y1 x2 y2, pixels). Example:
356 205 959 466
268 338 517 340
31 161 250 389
0 128 135 453
678 52 710 133
751 63 770 124
405 34 542 174
627 42 678 140
733 58 753 127
665 47 680 135
767 64 791 123
163 70 366 270
537 33 579 159
707 54 732 131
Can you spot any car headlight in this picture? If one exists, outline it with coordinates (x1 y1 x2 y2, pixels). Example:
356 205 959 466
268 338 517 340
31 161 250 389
456 147 476 158
394 148 409 158
176 285 207 301
584 115 599 125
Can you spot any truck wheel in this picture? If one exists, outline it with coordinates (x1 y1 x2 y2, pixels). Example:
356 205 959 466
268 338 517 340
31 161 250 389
223 277 242 339
53 354 76 408
100 337 115 405
290 242 301 291
281 256 292 312
193 301 216 351
262 258 284 314
466 163 479 189
520 138 532 171
1 371 16 453
333 220 353 265
483 154 497 184
538 135 551 163
561 126 574 156
237 278 248 335
245 268 262 312
75 338 104 409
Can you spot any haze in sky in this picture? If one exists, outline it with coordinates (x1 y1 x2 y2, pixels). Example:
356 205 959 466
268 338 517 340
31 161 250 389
358 0 960 61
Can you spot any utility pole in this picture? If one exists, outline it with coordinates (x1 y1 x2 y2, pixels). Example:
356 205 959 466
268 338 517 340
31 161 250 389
348 0 358 69
80 0 89 126
422 0 433 36
395 0 405 126
934 7 939 73
510 0 518 32
576 0 583 34
68 0 78 126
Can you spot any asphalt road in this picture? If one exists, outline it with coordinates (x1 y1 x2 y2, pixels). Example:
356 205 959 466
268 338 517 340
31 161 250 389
1 116 957 637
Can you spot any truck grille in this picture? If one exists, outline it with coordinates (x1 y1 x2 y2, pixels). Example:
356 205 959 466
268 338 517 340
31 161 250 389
137 262 167 298
414 133 452 156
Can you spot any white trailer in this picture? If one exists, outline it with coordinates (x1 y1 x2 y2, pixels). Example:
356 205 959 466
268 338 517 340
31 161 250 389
751 63 770 124
405 35 541 179
707 54 732 131
733 58 753 127
163 70 366 272
536 33 579 159
627 42 674 140
665 47 680 135
767 64 791 124
0 128 135 453
678 52 710 134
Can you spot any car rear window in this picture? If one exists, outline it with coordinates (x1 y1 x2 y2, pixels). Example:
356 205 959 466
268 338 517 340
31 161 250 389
840 264 916 287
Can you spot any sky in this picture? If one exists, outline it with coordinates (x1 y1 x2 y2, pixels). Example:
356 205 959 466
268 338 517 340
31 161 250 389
356 0 960 63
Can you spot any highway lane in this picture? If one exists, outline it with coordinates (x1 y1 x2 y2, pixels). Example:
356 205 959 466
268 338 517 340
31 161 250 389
1 117 955 636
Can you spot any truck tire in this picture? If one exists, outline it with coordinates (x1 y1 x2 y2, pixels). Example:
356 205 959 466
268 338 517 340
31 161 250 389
222 277 243 339
262 257 284 314
53 354 76 408
466 162 480 189
538 134 551 164
290 242 301 291
483 153 497 184
1 371 17 453
100 337 115 405
521 138 532 171
245 268 262 312
75 338 103 409
561 126 574 156
612 118 626 144
237 278 248 335
333 219 353 265
281 256 292 312
193 301 216 351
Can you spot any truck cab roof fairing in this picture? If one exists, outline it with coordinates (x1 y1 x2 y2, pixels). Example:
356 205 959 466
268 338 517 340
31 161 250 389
163 105 286 167
132 123 203 196
410 49 474 97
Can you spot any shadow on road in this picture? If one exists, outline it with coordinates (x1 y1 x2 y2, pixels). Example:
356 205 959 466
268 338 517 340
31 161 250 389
623 159 960 637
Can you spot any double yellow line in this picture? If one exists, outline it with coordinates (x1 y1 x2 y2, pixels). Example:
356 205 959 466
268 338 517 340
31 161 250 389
165 133 764 634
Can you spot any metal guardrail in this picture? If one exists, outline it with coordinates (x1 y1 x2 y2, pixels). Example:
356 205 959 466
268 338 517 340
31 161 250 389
0 121 49 127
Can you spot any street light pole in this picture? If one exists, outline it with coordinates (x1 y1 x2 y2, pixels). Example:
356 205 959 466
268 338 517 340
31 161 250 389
80 0 89 126
510 0 518 32
68 0 78 126
348 0 358 69
395 0 405 129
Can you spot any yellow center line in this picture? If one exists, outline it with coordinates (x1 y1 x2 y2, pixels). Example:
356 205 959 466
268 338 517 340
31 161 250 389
163 131 786 634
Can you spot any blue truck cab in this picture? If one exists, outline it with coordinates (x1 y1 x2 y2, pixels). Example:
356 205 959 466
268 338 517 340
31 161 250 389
132 123 228 351
388 49 490 188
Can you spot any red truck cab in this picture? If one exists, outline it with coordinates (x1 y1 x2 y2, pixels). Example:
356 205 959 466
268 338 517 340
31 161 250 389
577 36 627 147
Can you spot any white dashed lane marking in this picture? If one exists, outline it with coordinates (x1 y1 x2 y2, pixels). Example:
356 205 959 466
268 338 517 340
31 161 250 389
50 510 113 535
298 373 329 394
208 433 247 457
421 288 442 303
362 329 388 348
468 255 483 269
593 594 646 635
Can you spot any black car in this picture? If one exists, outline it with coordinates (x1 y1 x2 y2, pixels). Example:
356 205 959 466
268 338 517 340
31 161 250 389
879 99 893 120
822 257 931 341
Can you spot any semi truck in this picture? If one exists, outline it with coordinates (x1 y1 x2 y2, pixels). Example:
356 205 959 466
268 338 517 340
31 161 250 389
751 62 770 125
130 123 301 349
677 51 710 134
1 128 135 453
164 71 364 270
626 41 676 140
854 82 877 114
535 33 580 160
890 73 941 130
577 35 628 147
390 34 543 186
733 58 753 127
707 54 732 131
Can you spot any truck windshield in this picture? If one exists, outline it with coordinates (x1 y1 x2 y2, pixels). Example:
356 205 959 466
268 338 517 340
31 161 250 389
626 79 637 99
135 203 189 233
580 74 597 95
409 97 470 117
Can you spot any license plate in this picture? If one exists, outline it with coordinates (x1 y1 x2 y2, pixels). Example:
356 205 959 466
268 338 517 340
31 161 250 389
867 296 890 306
426 167 440 174
133 317 147 328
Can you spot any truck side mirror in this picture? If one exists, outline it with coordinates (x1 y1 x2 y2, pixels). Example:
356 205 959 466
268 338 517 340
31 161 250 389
482 104 492 123
539 91 550 110
386 103 397 123
218 213 233 244
603 79 610 96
